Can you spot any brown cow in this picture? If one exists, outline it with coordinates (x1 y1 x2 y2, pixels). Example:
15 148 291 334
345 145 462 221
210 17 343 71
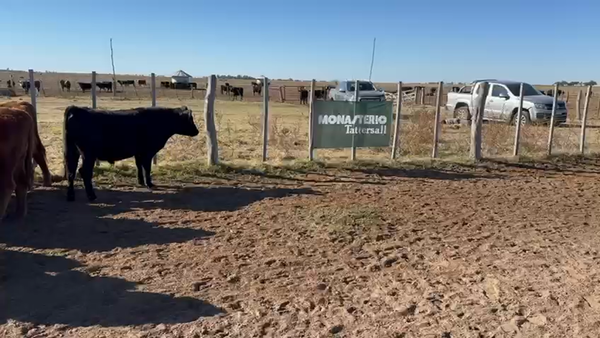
0 107 35 222
0 101 52 186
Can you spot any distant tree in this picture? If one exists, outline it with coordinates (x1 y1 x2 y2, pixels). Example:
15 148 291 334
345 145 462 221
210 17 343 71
567 81 580 86
583 80 598 86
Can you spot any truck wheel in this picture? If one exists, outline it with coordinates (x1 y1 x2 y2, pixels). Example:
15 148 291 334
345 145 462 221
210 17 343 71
454 106 470 120
512 110 531 126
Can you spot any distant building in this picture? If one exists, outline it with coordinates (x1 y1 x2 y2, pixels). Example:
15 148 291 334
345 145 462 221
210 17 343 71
171 70 193 84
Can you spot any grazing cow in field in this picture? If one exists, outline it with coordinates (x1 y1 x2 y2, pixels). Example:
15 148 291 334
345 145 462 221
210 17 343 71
0 107 35 222
231 87 244 100
220 83 233 95
63 106 199 201
118 80 136 87
160 81 171 89
60 79 71 92
314 86 330 100
96 81 113 92
6 80 15 88
190 82 197 89
78 82 93 92
251 81 263 96
21 80 41 93
545 89 564 97
299 87 309 105
138 80 147 87
427 88 437 96
0 101 52 187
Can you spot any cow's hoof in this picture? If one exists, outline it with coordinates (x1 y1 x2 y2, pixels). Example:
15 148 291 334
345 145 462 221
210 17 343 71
67 192 75 202
87 194 97 202
146 183 155 190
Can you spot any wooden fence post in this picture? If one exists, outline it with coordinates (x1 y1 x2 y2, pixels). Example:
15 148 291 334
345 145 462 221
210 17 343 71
470 82 489 160
204 75 219 165
351 80 358 160
419 86 425 105
262 77 270 161
279 86 285 103
580 85 592 154
308 79 316 160
431 81 443 158
576 90 582 121
91 71 97 109
513 83 525 157
547 83 559 156
151 73 158 165
282 85 286 102
28 69 37 123
391 81 403 159
151 73 157 107
414 87 419 104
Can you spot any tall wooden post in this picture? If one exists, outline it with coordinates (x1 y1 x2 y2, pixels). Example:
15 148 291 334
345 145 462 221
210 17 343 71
28 69 37 123
431 81 443 158
547 83 559 156
151 73 157 107
580 85 593 154
151 73 158 165
204 75 219 165
513 83 525 157
391 82 403 159
262 77 270 161
351 80 358 161
470 82 489 160
308 79 316 160
576 90 582 121
91 71 97 109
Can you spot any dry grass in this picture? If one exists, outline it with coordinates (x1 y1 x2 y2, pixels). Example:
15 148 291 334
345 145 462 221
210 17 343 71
3 94 600 183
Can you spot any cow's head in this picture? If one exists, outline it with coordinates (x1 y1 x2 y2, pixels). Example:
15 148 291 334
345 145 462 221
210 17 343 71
174 106 199 137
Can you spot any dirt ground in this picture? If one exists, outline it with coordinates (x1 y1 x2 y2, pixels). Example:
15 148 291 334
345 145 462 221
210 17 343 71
2 158 600 337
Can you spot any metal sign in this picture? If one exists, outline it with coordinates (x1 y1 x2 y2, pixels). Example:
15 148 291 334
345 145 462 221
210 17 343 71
312 101 393 149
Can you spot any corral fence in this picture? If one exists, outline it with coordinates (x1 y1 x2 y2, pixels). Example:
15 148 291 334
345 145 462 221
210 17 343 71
5 70 600 174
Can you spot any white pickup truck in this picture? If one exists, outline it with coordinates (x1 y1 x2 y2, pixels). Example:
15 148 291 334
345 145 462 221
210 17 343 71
328 80 386 102
446 80 568 125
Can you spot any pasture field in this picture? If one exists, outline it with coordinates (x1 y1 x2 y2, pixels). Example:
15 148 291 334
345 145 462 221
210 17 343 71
3 85 600 336
3 69 600 115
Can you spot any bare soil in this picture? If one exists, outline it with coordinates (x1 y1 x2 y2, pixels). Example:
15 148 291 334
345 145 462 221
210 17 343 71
3 158 600 337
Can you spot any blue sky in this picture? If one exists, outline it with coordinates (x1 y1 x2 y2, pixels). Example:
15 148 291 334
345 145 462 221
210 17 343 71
1 0 598 84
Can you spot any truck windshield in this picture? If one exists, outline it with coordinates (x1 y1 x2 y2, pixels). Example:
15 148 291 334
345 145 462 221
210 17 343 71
348 82 376 91
505 83 542 96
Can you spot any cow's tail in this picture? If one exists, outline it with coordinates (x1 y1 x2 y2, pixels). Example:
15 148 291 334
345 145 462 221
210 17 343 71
25 115 35 191
62 106 74 180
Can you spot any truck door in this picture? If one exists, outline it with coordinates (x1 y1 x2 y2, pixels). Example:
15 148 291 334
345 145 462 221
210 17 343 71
488 84 509 120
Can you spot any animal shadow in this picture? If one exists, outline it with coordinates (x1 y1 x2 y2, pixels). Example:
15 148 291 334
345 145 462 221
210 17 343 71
0 249 224 327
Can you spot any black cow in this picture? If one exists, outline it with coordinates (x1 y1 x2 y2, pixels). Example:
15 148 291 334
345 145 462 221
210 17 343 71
78 82 92 92
545 89 564 97
6 79 15 88
60 79 71 92
231 87 243 100
314 87 331 100
138 80 147 86
251 82 263 96
21 80 41 92
118 80 136 87
63 106 199 202
96 81 113 92
299 87 309 105
160 81 171 89
190 82 198 89
220 82 233 95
